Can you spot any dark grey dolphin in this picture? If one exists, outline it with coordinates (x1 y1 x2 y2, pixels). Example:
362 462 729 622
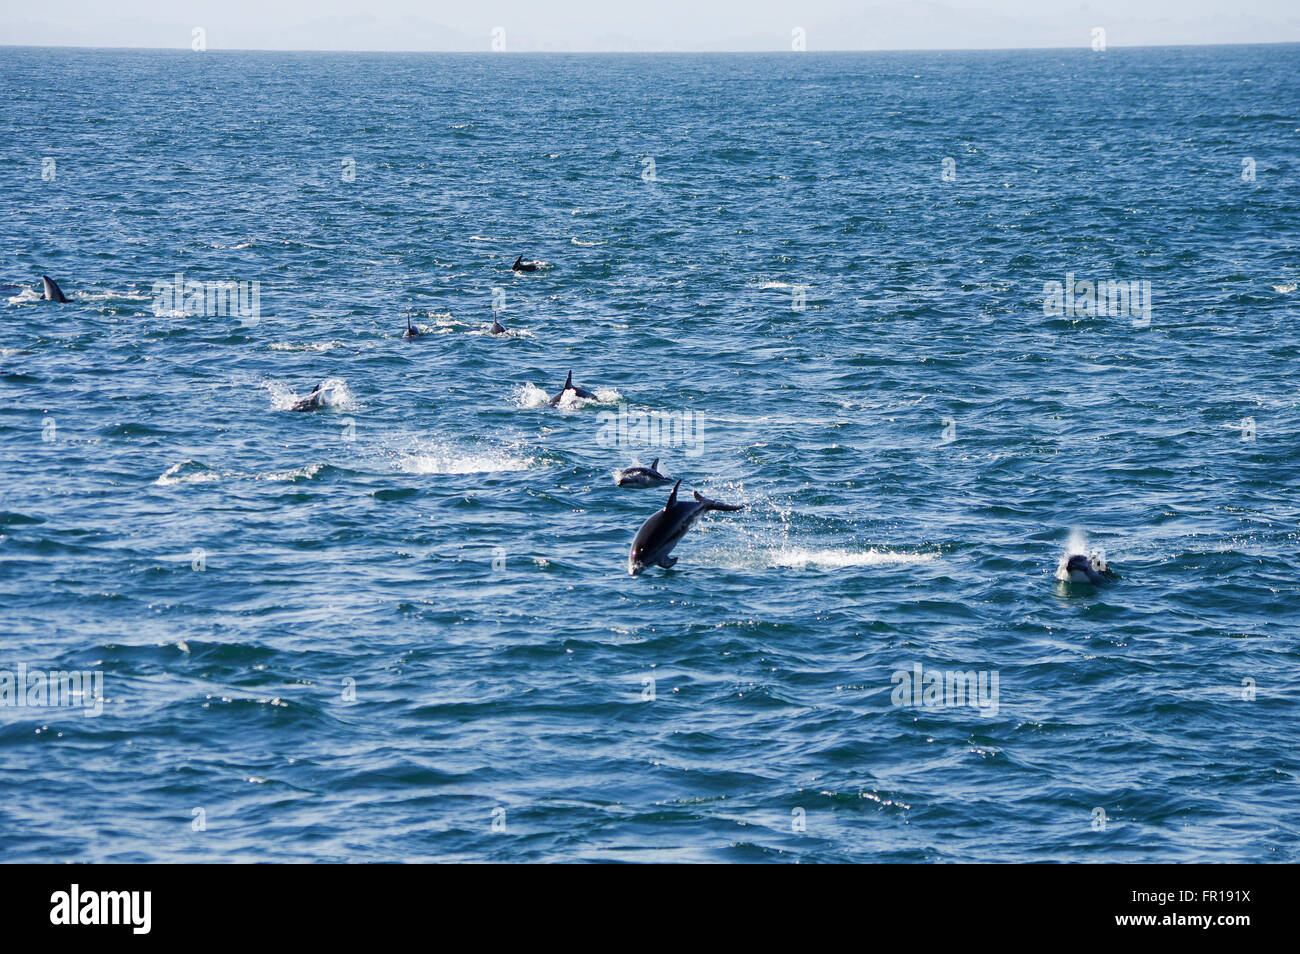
490 317 507 335
628 480 744 575
289 380 338 412
41 275 69 302
512 255 539 273
616 457 670 488
548 370 596 407
402 317 422 339
1063 553 1110 585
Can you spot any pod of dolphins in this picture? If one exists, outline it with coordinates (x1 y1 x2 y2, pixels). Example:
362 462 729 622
28 263 1116 585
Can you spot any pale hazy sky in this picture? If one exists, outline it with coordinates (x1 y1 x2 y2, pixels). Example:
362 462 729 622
2 0 1298 51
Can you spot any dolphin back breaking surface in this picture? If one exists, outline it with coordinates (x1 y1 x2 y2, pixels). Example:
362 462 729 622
615 457 670 487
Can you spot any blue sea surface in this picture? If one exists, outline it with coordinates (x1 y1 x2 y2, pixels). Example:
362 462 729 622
0 45 1297 862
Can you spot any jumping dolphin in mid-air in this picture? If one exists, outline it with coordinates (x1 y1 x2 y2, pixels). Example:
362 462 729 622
1057 551 1114 586
512 255 539 273
616 458 671 488
628 480 744 575
548 370 596 407
490 317 507 335
288 380 340 412
403 317 422 339
41 276 69 302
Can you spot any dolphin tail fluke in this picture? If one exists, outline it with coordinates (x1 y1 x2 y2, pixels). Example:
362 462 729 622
693 490 743 512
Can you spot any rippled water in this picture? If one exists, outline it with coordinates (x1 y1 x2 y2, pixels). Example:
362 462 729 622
1 45 1297 862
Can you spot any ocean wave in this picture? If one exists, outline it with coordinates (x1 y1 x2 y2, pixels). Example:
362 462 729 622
269 340 348 352
156 460 327 486
155 460 224 486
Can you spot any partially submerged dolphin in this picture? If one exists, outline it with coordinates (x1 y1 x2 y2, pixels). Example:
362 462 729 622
1057 551 1114 585
288 380 340 412
512 255 539 273
628 480 744 575
616 457 671 488
548 370 596 407
490 317 507 335
41 275 69 302
403 317 422 339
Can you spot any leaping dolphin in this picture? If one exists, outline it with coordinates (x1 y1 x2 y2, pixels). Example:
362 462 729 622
548 370 596 407
288 380 339 412
616 458 671 488
41 275 69 302
512 255 539 273
628 480 744 575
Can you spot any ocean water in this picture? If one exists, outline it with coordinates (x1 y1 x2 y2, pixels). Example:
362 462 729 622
1 45 1297 863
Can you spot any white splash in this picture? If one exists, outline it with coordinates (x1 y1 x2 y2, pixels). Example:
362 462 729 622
155 461 223 486
764 547 939 569
270 340 346 352
427 312 465 334
395 440 532 475
259 463 325 482
514 383 551 408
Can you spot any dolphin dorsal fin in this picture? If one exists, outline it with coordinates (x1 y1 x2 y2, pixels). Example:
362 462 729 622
664 480 680 510
42 275 68 302
650 458 659 471
515 255 523 266
563 370 573 391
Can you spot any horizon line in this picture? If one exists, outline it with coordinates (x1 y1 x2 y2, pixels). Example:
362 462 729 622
3 40 1298 55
